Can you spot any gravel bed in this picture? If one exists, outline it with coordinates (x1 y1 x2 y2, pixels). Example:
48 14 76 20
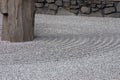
0 14 120 80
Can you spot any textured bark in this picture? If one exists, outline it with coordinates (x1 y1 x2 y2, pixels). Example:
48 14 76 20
1 0 35 42
1 0 8 14
1 14 9 41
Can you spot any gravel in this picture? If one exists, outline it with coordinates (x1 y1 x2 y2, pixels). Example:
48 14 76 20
0 14 120 80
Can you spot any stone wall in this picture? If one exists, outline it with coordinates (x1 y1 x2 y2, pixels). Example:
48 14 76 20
36 0 83 15
35 0 120 17
0 0 119 16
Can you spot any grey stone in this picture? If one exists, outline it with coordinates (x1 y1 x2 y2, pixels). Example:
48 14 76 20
80 6 91 14
70 5 80 9
70 9 79 14
55 0 63 7
63 2 70 8
103 7 116 14
48 4 58 10
46 0 55 3
35 3 44 8
71 0 77 5
47 9 57 15
37 0 45 3
57 7 75 15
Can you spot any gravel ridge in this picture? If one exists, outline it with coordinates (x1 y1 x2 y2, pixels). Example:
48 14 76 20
0 14 120 80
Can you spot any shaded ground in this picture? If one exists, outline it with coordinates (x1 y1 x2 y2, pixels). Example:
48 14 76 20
0 14 120 80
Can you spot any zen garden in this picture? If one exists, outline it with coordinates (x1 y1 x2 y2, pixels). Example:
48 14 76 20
0 0 120 80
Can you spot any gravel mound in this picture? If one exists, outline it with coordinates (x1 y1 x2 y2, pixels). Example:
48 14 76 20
0 14 120 80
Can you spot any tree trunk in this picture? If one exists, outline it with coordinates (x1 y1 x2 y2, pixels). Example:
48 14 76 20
1 0 35 42
1 14 9 41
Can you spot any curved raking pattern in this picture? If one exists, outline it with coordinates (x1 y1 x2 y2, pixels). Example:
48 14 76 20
38 33 120 53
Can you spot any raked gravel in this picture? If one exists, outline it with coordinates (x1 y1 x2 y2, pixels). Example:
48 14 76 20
0 14 120 80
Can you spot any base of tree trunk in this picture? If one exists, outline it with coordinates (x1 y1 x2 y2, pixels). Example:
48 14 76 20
1 0 35 42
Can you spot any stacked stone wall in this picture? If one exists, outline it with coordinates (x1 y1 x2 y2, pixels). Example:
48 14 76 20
36 0 83 15
35 0 120 16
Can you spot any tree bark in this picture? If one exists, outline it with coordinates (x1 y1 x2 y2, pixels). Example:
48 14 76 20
1 0 8 14
1 14 9 41
1 0 35 42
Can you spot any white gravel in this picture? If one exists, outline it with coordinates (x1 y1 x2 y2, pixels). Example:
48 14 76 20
0 14 120 80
